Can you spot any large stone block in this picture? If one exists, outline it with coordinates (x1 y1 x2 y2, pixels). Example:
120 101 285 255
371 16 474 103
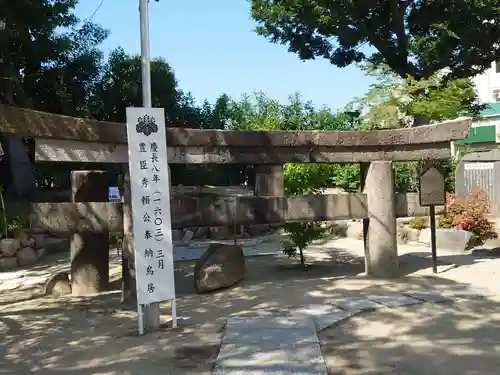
194 243 246 293
346 221 363 239
44 272 71 296
16 247 37 266
398 227 421 244
210 227 232 240
0 257 18 270
11 228 34 248
254 164 284 197
419 228 474 251
0 238 20 257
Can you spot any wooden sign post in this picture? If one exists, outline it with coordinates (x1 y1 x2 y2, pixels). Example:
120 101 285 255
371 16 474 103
418 164 446 273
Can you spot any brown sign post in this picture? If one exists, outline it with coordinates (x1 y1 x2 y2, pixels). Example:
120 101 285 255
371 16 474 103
419 164 446 273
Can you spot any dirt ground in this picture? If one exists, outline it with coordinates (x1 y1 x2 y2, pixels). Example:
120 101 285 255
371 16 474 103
320 298 500 375
0 245 497 374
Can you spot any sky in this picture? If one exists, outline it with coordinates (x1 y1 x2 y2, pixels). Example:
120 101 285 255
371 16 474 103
75 0 376 111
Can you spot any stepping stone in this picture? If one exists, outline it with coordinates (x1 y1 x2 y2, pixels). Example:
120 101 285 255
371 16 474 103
223 326 319 345
226 315 314 329
405 291 451 303
328 297 382 312
367 294 422 307
214 342 328 375
429 286 491 299
291 304 354 331
367 294 422 308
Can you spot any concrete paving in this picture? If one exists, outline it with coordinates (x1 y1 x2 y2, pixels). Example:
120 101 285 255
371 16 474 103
213 285 489 375
214 316 327 375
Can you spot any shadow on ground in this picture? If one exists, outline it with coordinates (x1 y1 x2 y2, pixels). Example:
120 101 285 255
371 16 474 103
320 297 500 375
0 246 498 374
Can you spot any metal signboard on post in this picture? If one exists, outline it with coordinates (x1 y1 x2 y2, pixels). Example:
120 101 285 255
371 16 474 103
126 107 177 335
418 164 446 273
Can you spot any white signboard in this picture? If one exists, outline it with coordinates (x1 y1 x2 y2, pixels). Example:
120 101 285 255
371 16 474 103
108 186 121 202
126 107 176 305
464 162 494 170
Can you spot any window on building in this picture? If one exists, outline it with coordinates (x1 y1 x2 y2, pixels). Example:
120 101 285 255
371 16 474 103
493 89 500 102
496 61 500 73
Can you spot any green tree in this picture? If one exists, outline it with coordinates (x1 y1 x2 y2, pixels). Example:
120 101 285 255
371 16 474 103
349 63 482 129
0 0 81 107
345 63 468 192
91 48 182 125
250 0 500 80
228 92 357 267
0 0 108 197
25 21 108 117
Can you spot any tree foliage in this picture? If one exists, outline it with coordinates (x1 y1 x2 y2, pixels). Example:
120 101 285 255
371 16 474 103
227 92 358 267
250 0 500 80
348 63 483 129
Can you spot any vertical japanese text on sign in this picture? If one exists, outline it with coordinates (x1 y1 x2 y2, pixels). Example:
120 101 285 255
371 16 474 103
126 108 176 305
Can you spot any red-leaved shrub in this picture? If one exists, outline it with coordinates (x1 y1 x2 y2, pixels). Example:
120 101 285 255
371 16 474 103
439 189 498 243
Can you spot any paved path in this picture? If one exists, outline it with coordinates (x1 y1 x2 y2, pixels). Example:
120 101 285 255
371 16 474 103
215 316 327 375
213 285 492 375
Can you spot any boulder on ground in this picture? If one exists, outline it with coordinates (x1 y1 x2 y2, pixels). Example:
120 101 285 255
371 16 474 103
43 237 69 253
398 227 420 244
194 227 209 239
328 220 348 237
44 272 71 296
171 229 183 242
0 238 20 257
209 227 231 240
419 228 474 251
194 243 246 293
0 257 18 271
32 234 45 249
245 225 269 237
346 221 364 240
182 229 195 242
11 228 35 248
16 247 37 266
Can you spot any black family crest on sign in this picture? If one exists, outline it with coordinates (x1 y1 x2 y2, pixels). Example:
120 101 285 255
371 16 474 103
136 114 159 136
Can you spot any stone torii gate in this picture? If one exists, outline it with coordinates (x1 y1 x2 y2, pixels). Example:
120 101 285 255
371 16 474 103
0 104 471 292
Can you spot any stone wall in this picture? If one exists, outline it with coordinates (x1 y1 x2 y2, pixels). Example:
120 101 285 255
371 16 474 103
171 188 445 242
171 185 270 242
30 185 445 243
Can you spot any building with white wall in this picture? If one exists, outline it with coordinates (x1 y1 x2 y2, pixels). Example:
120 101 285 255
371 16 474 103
453 63 500 153
473 62 500 104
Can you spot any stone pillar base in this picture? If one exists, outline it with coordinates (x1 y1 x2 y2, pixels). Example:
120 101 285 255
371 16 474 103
70 170 110 295
254 165 284 197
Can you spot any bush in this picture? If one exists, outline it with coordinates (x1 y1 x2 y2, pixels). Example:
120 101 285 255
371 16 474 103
438 189 498 244
392 159 456 193
408 217 428 230
282 164 330 268
282 222 326 268
329 164 360 192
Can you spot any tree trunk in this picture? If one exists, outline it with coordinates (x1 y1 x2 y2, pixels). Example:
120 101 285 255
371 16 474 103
4 136 36 199
0 16 36 199
299 247 305 269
